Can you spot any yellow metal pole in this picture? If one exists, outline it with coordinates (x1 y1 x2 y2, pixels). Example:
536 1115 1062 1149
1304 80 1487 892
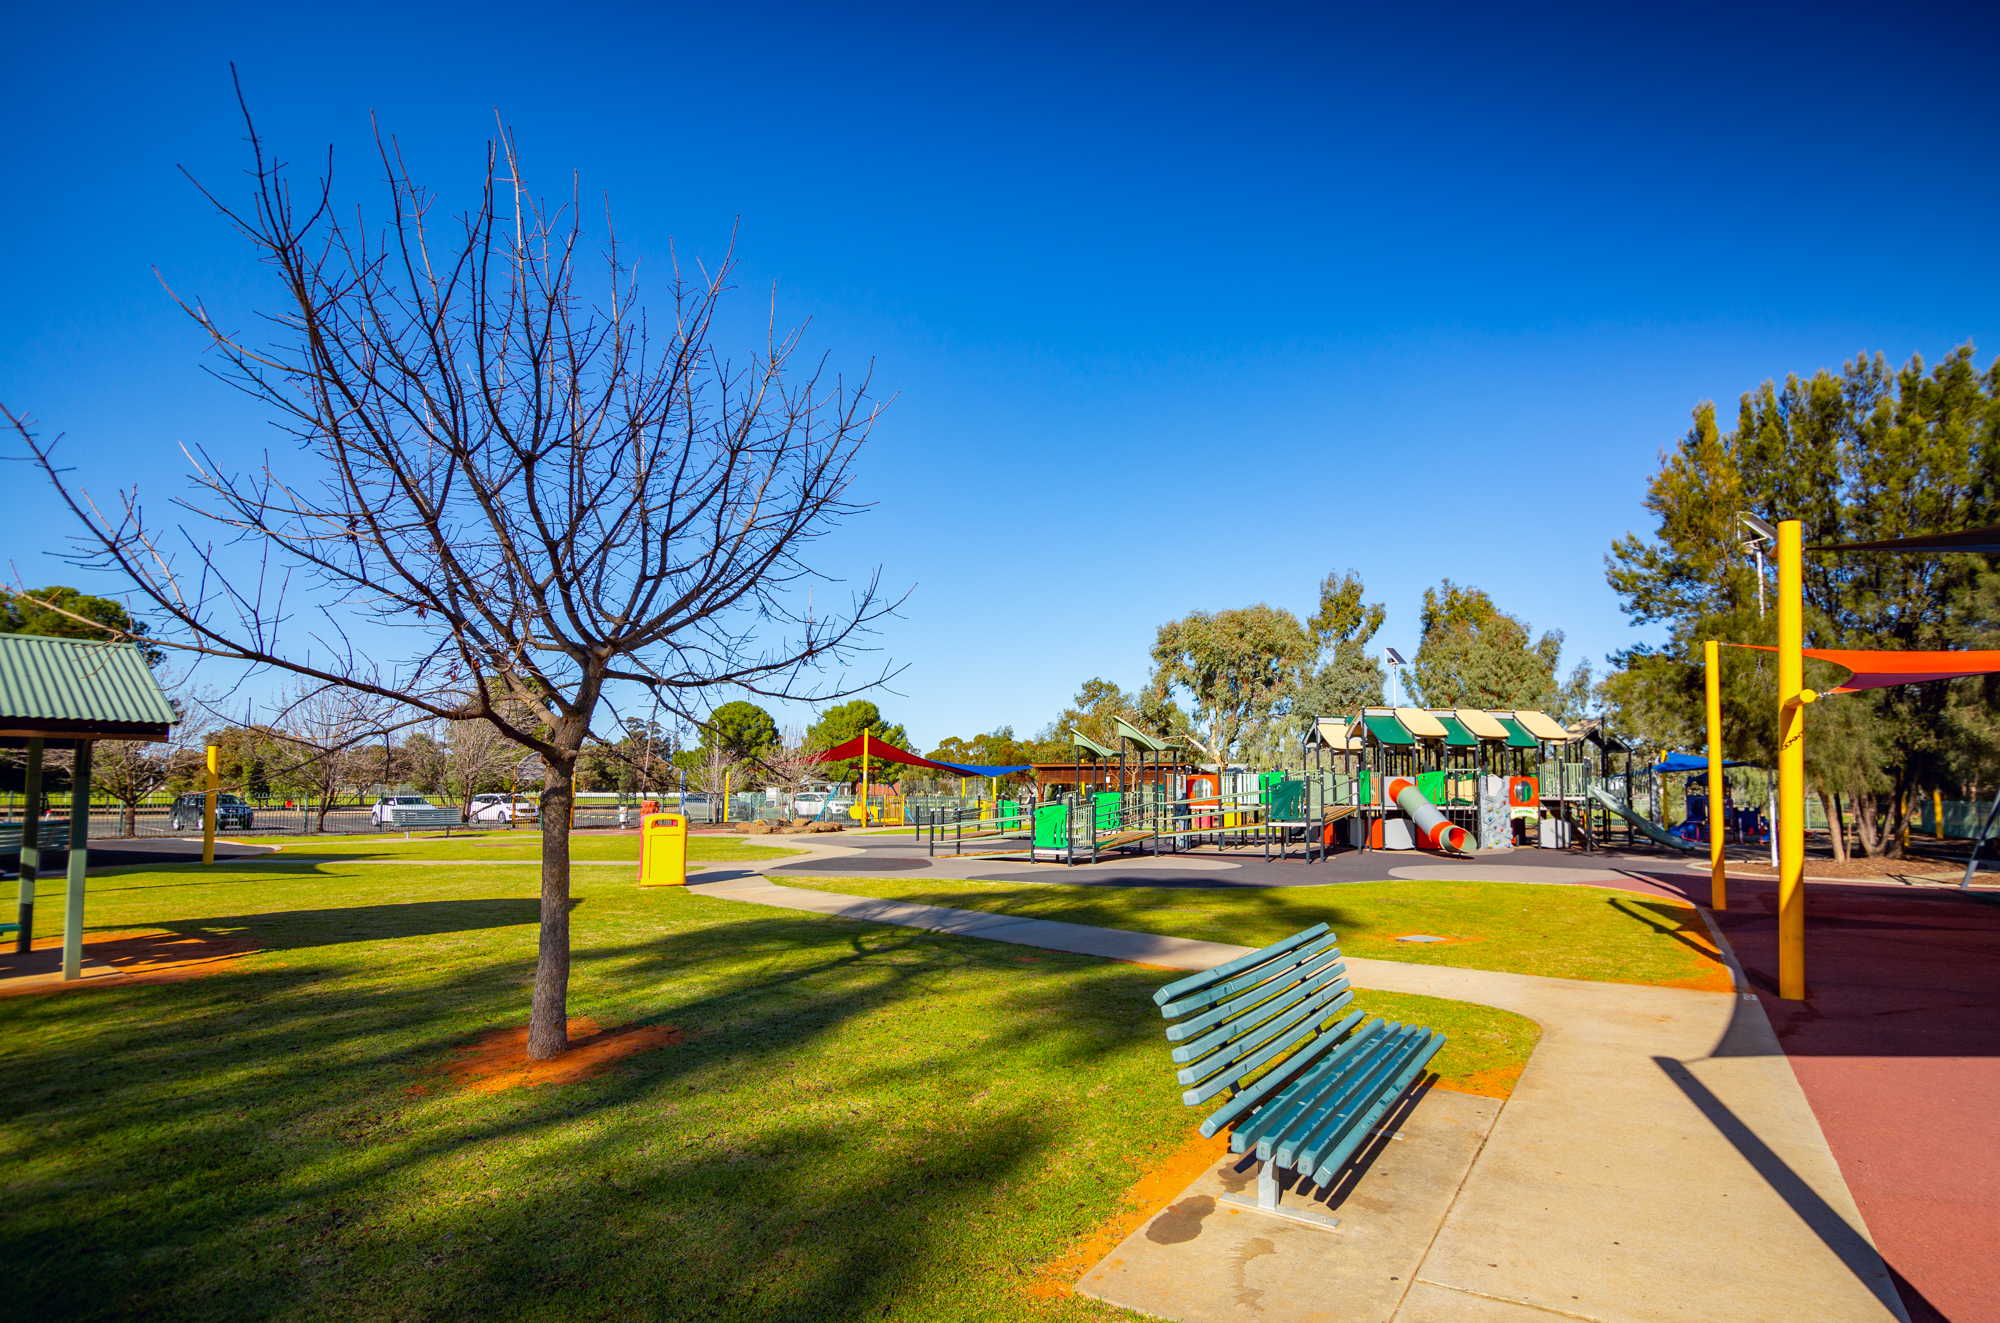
1936 788 1945 840
203 745 219 866
1704 640 1726 910
1777 521 1810 1000
722 769 730 825
862 730 871 825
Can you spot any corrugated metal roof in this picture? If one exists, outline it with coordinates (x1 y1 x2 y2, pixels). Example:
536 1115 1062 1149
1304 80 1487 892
0 633 177 726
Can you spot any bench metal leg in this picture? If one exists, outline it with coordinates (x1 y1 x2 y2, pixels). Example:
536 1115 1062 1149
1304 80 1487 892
1219 1160 1344 1231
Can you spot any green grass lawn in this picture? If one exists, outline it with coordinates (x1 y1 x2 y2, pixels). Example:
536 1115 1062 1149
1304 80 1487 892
185 831 800 866
764 876 1728 989
2 860 1536 1322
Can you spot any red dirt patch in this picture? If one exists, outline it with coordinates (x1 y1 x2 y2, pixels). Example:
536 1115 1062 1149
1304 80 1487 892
1431 1063 1523 1100
421 1017 685 1094
1028 1126 1232 1299
0 928 257 997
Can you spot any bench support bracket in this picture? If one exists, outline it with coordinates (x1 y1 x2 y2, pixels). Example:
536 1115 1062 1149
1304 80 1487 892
1217 1161 1342 1231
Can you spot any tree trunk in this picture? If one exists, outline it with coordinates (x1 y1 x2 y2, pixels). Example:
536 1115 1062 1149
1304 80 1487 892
122 798 138 838
1817 787 1845 862
528 755 576 1059
1853 792 1884 857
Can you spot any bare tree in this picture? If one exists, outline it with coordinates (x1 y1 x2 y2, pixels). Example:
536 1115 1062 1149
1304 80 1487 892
2 85 892 1057
442 718 516 818
759 725 821 815
94 691 216 836
270 681 395 830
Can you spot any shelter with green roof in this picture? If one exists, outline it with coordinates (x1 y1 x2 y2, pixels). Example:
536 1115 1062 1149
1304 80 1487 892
0 633 176 976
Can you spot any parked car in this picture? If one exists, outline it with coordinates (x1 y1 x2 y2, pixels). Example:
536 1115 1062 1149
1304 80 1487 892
371 795 440 827
791 792 830 817
469 794 538 823
168 793 255 831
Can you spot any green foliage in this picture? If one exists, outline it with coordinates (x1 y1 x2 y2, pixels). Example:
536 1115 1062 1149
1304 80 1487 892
925 727 1041 793
705 700 779 761
1291 570 1388 724
1150 603 1316 766
804 699 908 783
1410 580 1576 714
1602 345 2000 856
1 584 163 665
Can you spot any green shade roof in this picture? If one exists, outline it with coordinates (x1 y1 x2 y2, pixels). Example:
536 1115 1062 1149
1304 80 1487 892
1434 714 1479 747
1112 717 1174 752
1496 716 1539 748
1069 729 1118 758
0 633 176 741
1361 712 1415 745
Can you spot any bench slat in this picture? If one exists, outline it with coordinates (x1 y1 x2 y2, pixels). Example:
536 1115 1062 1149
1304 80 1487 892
1181 987 1355 1105
1169 959 1350 1062
1271 1023 1426 1166
1305 1030 1445 1186
1176 978 1355 1088
1196 1007 1365 1138
1154 923 1331 1010
1166 946 1346 1043
1159 933 1342 1020
1231 1017 1395 1154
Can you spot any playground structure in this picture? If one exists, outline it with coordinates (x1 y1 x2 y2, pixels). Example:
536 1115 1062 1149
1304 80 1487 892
912 707 1716 866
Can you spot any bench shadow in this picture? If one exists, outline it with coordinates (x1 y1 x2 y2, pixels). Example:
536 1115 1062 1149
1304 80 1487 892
1650 1056 1906 1319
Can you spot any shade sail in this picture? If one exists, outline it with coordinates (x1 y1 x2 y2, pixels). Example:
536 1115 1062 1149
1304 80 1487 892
1808 525 2000 554
805 735 1030 777
1650 752 1754 774
1726 644 2000 694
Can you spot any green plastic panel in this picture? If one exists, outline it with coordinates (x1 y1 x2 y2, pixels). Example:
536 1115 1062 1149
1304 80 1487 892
1497 716 1539 748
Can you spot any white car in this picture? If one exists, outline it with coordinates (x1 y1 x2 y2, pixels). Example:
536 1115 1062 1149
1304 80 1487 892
469 794 538 823
791 792 830 817
370 795 439 826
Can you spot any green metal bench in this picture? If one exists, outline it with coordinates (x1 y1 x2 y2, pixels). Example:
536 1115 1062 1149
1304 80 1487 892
1154 923 1446 1227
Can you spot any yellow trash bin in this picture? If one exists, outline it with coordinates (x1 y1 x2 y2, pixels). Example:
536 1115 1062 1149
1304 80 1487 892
639 812 688 887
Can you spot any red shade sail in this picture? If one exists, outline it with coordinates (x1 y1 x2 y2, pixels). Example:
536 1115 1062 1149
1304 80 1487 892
805 734 967 776
1727 644 2000 693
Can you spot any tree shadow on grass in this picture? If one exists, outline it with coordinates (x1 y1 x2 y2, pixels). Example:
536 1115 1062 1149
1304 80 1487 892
1604 894 1729 965
124 899 553 951
1 906 1180 1322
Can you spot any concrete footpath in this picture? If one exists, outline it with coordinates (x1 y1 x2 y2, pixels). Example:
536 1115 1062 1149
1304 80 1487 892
688 860 1907 1323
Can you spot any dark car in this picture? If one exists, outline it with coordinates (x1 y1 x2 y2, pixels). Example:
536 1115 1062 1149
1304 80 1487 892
168 793 255 831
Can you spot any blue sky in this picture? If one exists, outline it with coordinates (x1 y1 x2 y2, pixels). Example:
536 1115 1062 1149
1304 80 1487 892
5 2 1997 751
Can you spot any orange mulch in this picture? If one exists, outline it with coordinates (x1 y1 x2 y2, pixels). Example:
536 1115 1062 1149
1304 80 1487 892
416 1017 685 1095
1433 1064 1523 1099
1729 857 1964 881
1027 1126 1232 1299
0 928 257 997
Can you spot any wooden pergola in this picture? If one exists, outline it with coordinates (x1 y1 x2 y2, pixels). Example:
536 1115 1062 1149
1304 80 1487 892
1 634 175 977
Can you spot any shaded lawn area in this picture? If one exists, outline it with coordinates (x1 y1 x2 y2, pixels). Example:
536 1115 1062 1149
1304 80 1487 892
766 876 1731 989
0 862 1535 1322
188 831 800 865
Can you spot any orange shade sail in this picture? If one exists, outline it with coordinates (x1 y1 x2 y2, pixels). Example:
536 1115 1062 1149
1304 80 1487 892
1726 644 2000 693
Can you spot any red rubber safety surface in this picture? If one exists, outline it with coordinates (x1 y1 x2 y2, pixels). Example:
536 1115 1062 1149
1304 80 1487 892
1699 879 2000 1323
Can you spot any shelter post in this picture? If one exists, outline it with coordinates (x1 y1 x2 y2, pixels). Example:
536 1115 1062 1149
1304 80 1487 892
203 744 218 866
862 730 871 825
1777 520 1809 999
61 739 91 980
16 737 42 953
1704 641 1726 910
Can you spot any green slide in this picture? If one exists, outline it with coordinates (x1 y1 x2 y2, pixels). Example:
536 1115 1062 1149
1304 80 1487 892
1587 786 1701 853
